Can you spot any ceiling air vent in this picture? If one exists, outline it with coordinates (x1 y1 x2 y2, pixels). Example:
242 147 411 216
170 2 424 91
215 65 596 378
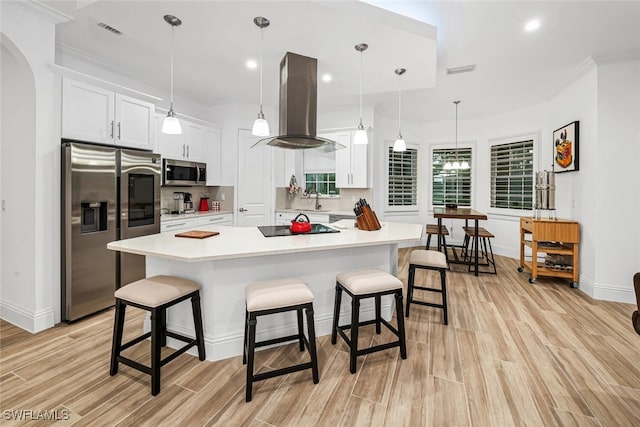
97 22 122 35
446 64 476 75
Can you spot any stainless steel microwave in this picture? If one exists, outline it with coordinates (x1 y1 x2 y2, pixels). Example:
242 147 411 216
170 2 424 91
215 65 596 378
162 159 206 186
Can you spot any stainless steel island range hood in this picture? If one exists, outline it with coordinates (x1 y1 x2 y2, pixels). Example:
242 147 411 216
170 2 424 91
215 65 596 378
253 52 345 152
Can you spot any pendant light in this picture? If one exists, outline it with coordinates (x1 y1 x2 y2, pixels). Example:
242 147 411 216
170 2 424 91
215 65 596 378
162 15 182 135
251 16 270 137
353 43 368 145
393 68 407 152
444 100 469 169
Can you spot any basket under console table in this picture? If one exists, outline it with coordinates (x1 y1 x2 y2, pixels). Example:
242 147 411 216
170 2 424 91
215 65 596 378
518 217 580 288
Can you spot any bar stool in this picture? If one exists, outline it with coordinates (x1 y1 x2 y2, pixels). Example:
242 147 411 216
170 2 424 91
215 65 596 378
462 226 497 274
425 224 449 251
406 250 448 324
110 275 205 396
331 269 407 374
243 278 319 402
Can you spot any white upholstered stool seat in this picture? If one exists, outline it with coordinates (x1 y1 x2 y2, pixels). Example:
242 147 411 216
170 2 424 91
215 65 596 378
409 250 448 269
114 275 199 308
245 278 314 312
332 269 407 373
336 269 403 295
243 277 319 402
110 275 205 396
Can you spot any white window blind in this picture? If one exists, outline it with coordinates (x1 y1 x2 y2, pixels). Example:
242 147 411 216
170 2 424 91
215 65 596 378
388 147 418 207
490 140 533 209
432 148 472 206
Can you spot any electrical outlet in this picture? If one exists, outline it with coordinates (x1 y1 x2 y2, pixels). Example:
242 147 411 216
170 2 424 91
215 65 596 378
351 196 357 202
220 193 226 201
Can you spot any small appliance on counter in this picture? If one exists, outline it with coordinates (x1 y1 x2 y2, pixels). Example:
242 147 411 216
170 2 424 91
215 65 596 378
183 192 194 213
211 200 220 212
199 195 210 212
173 192 185 214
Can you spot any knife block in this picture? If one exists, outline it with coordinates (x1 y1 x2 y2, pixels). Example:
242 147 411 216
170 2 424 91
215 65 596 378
356 206 381 231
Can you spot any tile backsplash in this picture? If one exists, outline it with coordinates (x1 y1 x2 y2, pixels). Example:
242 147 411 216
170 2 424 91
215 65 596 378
275 187 372 212
161 186 234 212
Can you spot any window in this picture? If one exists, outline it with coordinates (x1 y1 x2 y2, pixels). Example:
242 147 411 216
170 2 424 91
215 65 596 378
387 146 418 208
432 148 472 206
490 140 534 209
305 173 339 195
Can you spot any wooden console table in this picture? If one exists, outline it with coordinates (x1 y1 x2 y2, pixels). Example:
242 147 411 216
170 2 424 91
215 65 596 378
518 217 580 288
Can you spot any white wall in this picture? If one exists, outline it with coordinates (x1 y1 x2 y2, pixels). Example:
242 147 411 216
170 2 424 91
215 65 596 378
593 59 640 300
0 2 60 331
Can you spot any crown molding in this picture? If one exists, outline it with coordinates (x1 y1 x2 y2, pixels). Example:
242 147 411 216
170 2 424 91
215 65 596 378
593 48 640 65
554 56 597 94
6 0 73 24
56 42 121 74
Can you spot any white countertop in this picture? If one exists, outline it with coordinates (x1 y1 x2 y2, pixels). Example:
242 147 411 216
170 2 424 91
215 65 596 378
107 220 423 262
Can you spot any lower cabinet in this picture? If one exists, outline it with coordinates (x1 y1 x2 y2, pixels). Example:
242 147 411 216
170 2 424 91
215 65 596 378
161 213 233 232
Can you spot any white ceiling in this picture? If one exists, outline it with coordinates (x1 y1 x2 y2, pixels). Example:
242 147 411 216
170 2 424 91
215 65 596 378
52 1 640 122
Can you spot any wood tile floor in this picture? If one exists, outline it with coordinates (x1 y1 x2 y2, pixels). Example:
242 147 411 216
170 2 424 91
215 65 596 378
1 249 639 426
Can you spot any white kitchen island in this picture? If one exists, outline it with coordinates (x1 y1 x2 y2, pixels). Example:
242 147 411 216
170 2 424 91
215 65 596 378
107 220 423 361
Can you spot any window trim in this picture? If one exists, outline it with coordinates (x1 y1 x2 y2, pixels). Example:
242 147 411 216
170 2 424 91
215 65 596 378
385 141 419 213
428 141 476 212
487 132 539 217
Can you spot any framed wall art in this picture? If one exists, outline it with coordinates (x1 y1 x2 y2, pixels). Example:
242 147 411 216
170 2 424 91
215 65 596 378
553 121 579 173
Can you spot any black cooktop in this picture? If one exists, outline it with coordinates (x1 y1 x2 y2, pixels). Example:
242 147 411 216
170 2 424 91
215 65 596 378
258 224 340 237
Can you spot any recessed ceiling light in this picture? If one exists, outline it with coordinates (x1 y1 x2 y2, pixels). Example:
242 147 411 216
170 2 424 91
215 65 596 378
525 19 541 32
246 59 258 69
322 73 332 83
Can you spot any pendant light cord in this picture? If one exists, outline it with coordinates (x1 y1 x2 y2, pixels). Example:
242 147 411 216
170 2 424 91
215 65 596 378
397 73 402 135
359 49 363 126
259 25 264 114
169 23 175 110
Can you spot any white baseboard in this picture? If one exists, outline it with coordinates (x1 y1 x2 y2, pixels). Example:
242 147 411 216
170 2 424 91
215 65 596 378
0 300 55 333
577 276 636 303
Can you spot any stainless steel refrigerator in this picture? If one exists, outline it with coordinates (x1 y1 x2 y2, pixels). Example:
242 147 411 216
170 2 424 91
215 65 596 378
61 142 161 321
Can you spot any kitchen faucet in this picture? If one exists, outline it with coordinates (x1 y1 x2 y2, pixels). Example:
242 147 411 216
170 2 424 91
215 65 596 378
309 190 322 210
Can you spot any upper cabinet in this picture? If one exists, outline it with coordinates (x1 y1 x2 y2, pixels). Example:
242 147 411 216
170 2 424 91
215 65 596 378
204 127 221 186
62 78 154 150
320 131 369 188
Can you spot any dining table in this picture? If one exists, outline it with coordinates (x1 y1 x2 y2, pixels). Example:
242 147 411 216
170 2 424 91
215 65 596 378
433 207 488 276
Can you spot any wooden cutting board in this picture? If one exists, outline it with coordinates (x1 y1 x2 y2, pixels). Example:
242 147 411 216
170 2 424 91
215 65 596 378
175 230 220 239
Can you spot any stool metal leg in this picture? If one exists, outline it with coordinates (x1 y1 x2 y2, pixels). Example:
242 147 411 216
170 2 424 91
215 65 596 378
246 314 257 402
305 304 320 384
151 307 162 396
110 299 126 376
191 292 206 361
297 308 305 352
331 283 342 345
375 295 381 334
440 269 448 325
242 309 249 365
426 234 431 250
406 265 415 317
394 291 407 359
350 296 360 374
158 309 167 347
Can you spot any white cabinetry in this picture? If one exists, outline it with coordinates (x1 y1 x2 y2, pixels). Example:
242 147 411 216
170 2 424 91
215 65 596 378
321 130 368 188
196 213 232 227
157 116 205 161
62 78 154 150
160 217 198 233
204 127 221 185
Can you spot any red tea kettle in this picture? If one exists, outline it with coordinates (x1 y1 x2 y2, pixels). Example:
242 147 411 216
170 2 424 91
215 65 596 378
198 196 210 212
290 213 312 234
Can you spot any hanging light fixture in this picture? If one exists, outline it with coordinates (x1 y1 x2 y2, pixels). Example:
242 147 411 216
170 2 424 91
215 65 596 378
444 100 469 169
162 15 182 135
393 68 406 152
353 43 368 145
251 16 270 137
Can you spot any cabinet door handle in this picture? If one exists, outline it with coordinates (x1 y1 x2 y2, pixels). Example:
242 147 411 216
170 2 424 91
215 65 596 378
165 222 187 228
117 122 121 140
186 145 189 158
110 121 114 138
182 144 186 157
